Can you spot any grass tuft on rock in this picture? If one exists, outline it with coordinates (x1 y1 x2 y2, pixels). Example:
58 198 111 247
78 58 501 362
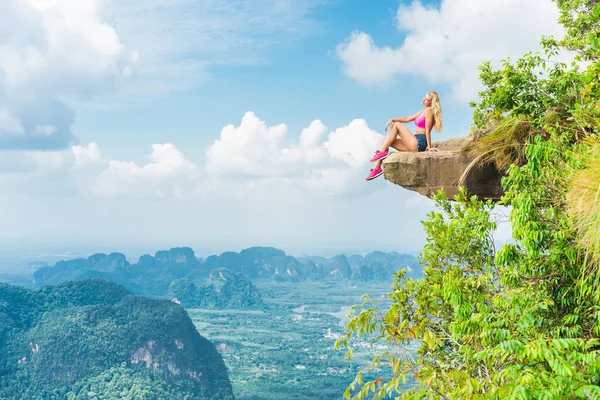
566 139 600 277
464 115 546 171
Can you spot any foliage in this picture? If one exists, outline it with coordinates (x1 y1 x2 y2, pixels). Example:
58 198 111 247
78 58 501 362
0 279 234 400
337 0 600 398
64 366 180 400
168 269 263 309
465 0 600 170
566 139 600 280
464 116 544 171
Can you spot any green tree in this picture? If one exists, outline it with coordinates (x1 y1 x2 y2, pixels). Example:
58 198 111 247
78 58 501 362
336 1 600 399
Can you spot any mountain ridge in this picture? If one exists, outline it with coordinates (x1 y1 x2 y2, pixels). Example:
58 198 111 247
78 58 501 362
33 246 422 298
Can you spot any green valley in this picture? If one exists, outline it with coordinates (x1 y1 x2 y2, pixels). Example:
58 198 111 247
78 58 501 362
1 248 422 399
189 279 419 400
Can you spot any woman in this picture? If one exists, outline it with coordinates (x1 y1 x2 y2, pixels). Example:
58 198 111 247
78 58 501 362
366 92 443 181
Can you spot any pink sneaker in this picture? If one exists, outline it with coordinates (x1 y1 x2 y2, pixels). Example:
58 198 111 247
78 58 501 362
365 167 383 181
369 150 388 162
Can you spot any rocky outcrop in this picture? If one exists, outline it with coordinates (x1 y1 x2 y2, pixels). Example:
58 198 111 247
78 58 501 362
168 268 263 309
382 135 504 200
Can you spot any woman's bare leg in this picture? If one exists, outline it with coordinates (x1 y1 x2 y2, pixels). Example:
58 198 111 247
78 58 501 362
379 122 418 153
390 138 411 152
374 138 410 169
379 124 401 152
374 123 418 168
392 123 418 151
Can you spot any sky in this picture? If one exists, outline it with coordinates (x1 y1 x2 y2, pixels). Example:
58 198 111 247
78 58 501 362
0 0 566 259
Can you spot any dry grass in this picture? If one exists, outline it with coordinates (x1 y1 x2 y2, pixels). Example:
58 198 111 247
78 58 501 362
566 139 600 272
464 116 547 171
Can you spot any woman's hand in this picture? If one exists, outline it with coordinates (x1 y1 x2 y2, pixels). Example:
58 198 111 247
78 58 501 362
427 146 439 152
384 119 393 131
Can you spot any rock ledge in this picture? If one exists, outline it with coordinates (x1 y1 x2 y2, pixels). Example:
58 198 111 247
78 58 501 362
382 136 504 200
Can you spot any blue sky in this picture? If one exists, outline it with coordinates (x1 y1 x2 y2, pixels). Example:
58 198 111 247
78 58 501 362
72 0 472 161
0 0 564 259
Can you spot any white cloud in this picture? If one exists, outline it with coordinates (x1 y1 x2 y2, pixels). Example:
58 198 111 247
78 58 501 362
94 143 197 197
0 108 25 134
336 0 564 100
0 112 403 200
82 112 386 200
0 148 76 175
0 146 82 197
205 112 384 195
324 119 383 168
0 142 99 178
0 109 428 204
0 0 332 150
300 120 328 149
2 0 135 90
72 142 101 166
26 149 75 171
0 0 137 149
206 112 289 177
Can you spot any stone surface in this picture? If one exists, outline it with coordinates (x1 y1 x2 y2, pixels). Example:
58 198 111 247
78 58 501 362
382 135 504 200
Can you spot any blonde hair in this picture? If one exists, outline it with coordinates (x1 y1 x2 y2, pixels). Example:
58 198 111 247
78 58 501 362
428 92 443 133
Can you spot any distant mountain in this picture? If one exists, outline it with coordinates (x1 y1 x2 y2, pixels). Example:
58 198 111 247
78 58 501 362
0 279 234 400
299 251 422 281
32 246 422 298
26 261 48 270
205 247 421 281
349 251 423 281
34 247 207 295
33 252 131 287
204 247 304 279
168 268 263 309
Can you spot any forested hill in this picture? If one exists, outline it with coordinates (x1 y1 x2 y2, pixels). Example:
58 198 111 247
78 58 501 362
168 268 263 309
0 279 234 400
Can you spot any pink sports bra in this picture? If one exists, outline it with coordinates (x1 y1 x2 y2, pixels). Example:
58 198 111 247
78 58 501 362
414 112 426 129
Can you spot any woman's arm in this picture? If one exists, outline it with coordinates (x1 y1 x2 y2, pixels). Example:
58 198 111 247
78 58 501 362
385 111 421 130
424 108 438 151
392 111 422 123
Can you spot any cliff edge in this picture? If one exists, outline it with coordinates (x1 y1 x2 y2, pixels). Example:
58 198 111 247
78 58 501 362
382 135 504 200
